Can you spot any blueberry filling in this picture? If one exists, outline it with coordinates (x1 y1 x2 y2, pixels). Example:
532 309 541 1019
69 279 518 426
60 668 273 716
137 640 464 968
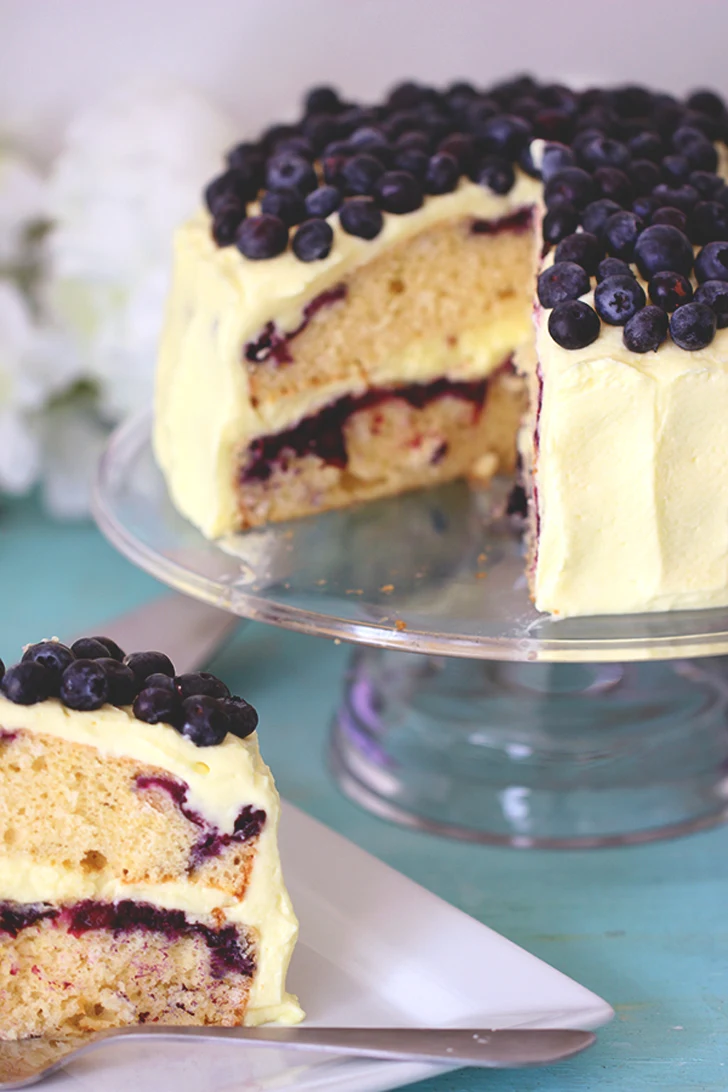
470 207 534 235
244 284 348 365
135 774 266 868
241 374 492 483
0 899 255 979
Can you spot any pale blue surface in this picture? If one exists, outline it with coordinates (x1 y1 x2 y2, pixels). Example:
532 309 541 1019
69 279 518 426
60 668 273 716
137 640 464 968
3 494 728 1091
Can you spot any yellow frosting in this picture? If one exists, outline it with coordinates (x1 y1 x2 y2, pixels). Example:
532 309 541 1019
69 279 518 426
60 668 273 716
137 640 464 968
0 695 302 1025
531 292 728 617
153 175 540 537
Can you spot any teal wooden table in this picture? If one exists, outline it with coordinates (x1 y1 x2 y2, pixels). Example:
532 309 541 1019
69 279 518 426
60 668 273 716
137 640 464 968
3 494 728 1091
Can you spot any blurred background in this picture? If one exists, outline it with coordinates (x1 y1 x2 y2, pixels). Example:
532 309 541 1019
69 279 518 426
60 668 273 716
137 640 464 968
2 0 727 520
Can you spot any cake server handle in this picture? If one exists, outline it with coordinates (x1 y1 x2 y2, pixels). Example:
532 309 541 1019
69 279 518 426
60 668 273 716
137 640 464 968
68 592 239 674
0 1025 595 1087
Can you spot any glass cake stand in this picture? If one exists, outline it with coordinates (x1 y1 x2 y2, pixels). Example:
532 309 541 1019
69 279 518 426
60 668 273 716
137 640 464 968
93 411 728 848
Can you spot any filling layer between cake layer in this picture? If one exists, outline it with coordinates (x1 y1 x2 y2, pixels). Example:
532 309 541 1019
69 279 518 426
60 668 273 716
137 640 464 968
0 898 256 1037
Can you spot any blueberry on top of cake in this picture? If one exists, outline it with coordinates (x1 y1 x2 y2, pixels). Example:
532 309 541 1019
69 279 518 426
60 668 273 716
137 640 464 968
0 636 300 1039
154 76 728 619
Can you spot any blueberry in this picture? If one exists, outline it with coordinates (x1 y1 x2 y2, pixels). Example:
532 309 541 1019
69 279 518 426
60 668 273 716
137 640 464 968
70 637 108 660
322 154 347 187
374 170 423 213
632 194 659 222
686 89 726 118
623 305 669 353
174 672 231 701
479 114 532 158
144 672 177 692
272 135 316 162
634 224 694 278
1 662 53 705
304 185 341 219
204 169 256 214
221 696 259 740
537 261 590 308
304 85 342 115
341 154 385 196
661 154 691 185
582 199 622 238
571 127 606 158
694 241 728 283
627 130 664 162
544 168 595 210
689 171 725 200
260 123 299 152
425 152 460 194
694 281 728 328
648 271 693 312
397 130 431 153
542 204 580 245
652 184 699 213
212 200 245 247
387 80 431 110
592 166 633 206
322 138 352 158
594 274 646 325
348 126 392 162
651 206 688 232
393 148 429 180
554 232 602 275
123 651 175 685
133 687 183 728
671 127 718 172
628 159 662 196
579 135 631 170
265 154 317 196
539 141 576 182
98 658 137 706
236 215 288 260
0 657 4 683
475 156 515 196
60 660 109 711
180 695 230 747
226 143 266 186
669 301 717 350
438 133 476 171
596 257 634 282
688 201 728 244
22 641 75 676
260 189 305 227
339 197 383 239
302 113 342 153
548 300 601 349
292 218 334 261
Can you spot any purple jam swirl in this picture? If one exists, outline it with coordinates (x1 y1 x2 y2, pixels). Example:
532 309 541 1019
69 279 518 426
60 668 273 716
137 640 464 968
244 283 348 365
134 775 266 869
64 899 255 978
0 901 59 937
241 375 489 484
470 207 534 235
0 730 17 744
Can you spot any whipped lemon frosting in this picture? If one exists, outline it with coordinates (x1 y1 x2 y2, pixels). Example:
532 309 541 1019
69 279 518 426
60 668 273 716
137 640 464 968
530 287 728 617
0 696 302 1025
154 175 540 537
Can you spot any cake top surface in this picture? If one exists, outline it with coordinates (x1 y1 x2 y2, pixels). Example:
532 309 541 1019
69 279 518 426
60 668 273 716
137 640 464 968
0 636 257 749
201 75 728 356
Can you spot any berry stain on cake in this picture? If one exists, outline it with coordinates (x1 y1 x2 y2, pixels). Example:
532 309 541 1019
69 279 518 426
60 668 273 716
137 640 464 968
0 635 301 1038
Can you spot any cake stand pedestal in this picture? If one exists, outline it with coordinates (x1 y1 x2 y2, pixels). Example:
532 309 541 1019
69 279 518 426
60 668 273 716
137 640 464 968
93 412 728 848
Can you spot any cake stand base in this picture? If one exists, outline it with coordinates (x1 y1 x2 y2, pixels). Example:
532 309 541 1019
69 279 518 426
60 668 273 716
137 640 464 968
330 649 728 848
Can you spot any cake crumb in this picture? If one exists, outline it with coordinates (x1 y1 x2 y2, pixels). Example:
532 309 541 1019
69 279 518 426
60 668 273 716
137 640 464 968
380 584 394 594
316 579 327 586
346 589 363 595
394 619 407 631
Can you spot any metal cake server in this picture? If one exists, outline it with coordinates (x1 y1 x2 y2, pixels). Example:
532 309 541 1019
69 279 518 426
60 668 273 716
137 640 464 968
0 1026 595 1087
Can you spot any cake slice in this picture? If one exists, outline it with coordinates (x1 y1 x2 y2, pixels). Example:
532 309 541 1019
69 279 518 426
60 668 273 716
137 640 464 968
0 636 301 1039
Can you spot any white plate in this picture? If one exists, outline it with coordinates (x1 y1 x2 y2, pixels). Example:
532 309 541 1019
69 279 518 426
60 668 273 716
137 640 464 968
51 803 613 1092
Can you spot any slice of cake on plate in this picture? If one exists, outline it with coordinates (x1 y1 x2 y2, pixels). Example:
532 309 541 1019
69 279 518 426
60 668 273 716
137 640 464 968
153 76 728 617
0 636 301 1039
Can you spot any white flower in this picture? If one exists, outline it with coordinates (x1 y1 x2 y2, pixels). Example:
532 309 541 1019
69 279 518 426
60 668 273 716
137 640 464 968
0 145 48 270
39 395 108 519
0 281 44 493
46 81 238 420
